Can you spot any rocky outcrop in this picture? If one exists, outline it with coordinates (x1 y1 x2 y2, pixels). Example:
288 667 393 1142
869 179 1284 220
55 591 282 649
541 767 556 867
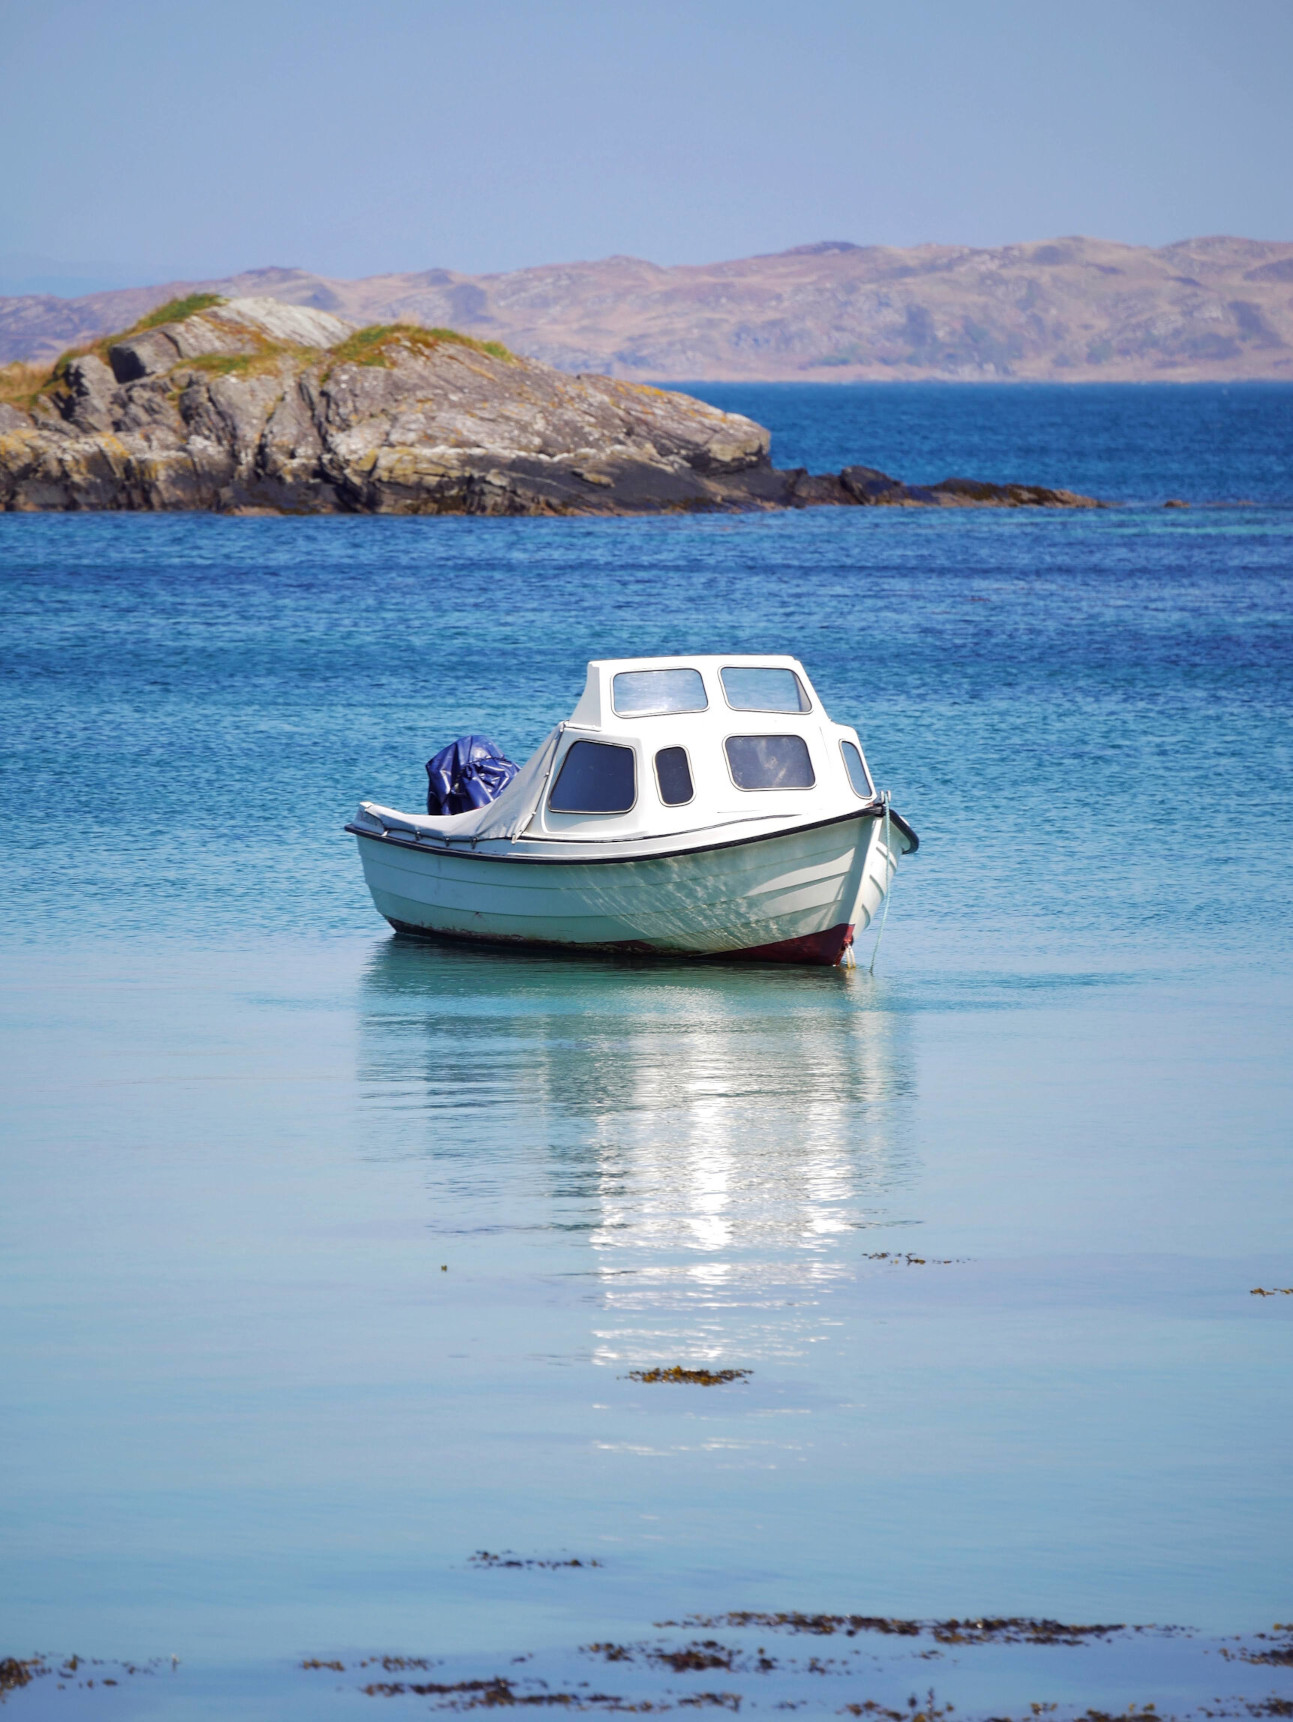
0 297 1099 515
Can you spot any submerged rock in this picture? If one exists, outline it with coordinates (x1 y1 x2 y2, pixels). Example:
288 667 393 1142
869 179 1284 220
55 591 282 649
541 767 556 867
0 297 1100 515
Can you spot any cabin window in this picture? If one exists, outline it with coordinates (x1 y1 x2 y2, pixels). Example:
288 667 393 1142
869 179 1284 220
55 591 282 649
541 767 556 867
725 734 815 790
841 740 874 799
549 741 636 813
612 667 708 717
654 746 694 806
720 666 811 713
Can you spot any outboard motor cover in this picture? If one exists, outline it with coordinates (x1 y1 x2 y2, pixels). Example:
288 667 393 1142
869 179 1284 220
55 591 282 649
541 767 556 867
426 735 519 816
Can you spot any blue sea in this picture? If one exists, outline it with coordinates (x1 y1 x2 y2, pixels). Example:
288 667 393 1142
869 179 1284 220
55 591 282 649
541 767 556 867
2 385 1291 1718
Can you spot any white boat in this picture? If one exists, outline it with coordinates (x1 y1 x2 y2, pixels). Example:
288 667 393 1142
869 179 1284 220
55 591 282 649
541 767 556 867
346 655 917 967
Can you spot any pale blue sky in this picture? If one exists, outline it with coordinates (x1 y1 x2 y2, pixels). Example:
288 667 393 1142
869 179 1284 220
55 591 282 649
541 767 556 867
4 0 1291 290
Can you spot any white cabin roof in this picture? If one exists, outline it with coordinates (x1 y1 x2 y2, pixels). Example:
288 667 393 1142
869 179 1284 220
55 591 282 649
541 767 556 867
570 654 820 729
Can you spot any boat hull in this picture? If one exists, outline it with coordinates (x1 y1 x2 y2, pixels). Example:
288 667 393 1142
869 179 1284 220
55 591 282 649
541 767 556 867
352 811 906 966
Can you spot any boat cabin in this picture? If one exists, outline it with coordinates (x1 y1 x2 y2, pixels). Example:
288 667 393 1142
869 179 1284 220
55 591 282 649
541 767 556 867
537 654 876 840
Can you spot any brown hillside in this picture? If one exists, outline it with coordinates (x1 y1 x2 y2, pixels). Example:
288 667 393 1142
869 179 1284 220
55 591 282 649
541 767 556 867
3 237 1291 380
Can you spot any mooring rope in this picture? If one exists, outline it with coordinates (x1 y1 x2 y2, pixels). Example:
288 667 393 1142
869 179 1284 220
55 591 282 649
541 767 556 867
868 790 894 976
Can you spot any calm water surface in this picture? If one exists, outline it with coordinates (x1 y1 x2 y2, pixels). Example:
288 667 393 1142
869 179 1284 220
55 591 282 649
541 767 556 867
1 387 1291 1713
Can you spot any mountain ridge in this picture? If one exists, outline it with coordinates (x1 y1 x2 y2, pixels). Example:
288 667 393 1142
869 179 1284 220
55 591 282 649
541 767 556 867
2 236 1292 381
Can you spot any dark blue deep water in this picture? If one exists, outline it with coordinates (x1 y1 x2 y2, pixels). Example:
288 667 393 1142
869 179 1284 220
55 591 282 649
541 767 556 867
687 380 1293 505
1 387 1291 1717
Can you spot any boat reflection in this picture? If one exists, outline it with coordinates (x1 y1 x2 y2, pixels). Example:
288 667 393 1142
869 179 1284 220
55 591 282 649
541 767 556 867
358 937 916 1359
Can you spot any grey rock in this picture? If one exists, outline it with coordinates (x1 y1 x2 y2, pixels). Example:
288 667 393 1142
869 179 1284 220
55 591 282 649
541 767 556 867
58 354 121 431
0 310 1099 515
208 296 354 348
107 328 184 382
109 313 258 382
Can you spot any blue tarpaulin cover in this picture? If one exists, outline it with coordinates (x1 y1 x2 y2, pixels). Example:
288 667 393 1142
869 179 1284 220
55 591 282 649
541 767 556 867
425 735 519 816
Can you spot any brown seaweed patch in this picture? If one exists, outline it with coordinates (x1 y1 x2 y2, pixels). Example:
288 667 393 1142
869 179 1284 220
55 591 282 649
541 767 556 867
362 1677 520 1702
660 1614 921 1638
354 1657 439 1674
587 1641 777 1677
306 1656 440 1674
842 1688 953 1721
1250 1287 1293 1296
656 1644 736 1673
2 1654 159 1694
359 1674 630 1708
1070 1710 1162 1722
1222 1629 1293 1666
931 1619 1123 1646
627 1368 751 1386
660 1614 1122 1645
472 1551 603 1569
1199 1705 1293 1719
862 1253 962 1266
1 1656 45 1692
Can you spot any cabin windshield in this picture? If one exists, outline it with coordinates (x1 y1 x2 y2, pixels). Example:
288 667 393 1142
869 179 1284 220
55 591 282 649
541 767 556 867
721 666 811 712
549 740 636 813
612 668 707 717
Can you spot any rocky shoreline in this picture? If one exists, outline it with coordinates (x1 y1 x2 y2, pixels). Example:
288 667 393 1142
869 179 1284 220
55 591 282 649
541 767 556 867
0 297 1100 516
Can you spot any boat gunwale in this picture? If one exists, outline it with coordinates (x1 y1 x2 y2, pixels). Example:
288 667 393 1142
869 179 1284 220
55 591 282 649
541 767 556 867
345 803 919 864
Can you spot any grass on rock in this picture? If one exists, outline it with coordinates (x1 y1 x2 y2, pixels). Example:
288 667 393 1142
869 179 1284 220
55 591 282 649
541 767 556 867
327 324 514 371
0 309 516 414
123 293 226 336
0 361 52 412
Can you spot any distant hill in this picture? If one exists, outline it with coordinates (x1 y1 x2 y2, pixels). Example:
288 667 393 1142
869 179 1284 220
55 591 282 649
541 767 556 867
3 236 1292 380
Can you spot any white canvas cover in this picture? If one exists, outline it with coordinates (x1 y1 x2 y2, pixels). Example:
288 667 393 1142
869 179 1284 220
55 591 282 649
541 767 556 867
352 727 563 844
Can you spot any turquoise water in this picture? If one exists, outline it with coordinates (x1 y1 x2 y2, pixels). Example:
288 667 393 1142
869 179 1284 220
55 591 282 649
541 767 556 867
2 387 1292 1715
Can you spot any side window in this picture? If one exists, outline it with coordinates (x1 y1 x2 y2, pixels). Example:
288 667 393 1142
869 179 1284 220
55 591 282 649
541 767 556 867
725 734 815 790
841 740 874 799
654 746 694 806
549 741 636 813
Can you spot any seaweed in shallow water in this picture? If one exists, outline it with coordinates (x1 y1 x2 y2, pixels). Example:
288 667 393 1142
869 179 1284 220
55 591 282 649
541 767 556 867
862 1252 963 1266
626 1367 751 1386
658 1612 1124 1645
1 1656 42 1692
472 1551 602 1569
844 1687 953 1721
1222 1627 1293 1666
